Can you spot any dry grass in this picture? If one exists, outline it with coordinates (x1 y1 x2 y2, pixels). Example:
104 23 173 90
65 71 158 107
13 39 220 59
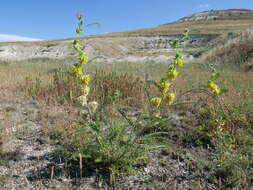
95 19 253 37
1 58 252 111
200 27 253 68
0 61 153 106
1 47 253 190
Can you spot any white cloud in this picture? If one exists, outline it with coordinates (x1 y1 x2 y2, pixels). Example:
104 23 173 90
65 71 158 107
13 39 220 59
199 4 210 8
0 34 42 42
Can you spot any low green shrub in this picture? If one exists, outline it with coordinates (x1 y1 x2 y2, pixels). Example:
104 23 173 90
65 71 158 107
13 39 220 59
65 119 167 182
193 99 253 188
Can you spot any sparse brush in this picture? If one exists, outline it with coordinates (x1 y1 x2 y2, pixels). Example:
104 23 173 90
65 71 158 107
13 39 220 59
20 72 80 104
90 70 145 108
201 26 253 69
19 68 146 108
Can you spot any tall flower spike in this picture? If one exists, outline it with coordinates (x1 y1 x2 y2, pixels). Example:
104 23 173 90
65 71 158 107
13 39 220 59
73 14 91 105
149 29 189 111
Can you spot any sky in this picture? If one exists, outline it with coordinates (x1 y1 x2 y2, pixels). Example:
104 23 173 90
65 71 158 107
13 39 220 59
0 0 253 42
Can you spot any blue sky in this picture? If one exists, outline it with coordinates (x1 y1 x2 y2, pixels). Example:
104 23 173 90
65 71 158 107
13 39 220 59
0 0 253 41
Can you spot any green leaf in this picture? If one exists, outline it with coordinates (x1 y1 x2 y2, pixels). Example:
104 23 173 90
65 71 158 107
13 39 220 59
143 132 169 138
210 72 220 81
76 13 83 21
95 157 103 163
174 53 183 60
76 28 83 34
86 22 101 27
183 28 190 40
150 116 163 123
146 80 159 88
73 39 79 45
220 88 228 95
170 101 197 106
171 40 181 49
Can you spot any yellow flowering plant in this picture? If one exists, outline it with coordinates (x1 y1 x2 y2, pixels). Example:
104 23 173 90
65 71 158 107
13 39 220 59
68 16 169 182
149 29 189 113
206 65 227 96
72 14 99 114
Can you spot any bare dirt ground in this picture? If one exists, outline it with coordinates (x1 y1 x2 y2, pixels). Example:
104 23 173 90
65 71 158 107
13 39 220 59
0 88 216 190
1 86 251 190
0 88 54 189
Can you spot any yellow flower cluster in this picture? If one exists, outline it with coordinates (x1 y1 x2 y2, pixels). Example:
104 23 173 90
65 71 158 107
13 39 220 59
173 53 186 67
79 52 88 64
80 74 90 86
206 67 223 96
150 97 162 108
207 81 220 95
72 40 89 84
151 66 179 108
166 67 178 81
159 80 171 93
73 64 83 77
164 93 176 105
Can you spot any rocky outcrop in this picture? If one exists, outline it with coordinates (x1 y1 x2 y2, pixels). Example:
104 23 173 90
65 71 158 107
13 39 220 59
0 35 214 63
179 9 253 22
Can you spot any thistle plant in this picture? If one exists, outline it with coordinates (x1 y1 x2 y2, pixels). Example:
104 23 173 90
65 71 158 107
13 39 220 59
150 29 189 111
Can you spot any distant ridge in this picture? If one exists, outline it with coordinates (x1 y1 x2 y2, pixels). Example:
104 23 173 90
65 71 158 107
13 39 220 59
1 9 253 45
97 8 253 37
178 9 253 22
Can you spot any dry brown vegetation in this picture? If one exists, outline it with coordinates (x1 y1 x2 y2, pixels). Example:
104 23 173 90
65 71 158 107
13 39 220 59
1 53 252 189
200 27 253 69
1 58 252 109
96 19 253 37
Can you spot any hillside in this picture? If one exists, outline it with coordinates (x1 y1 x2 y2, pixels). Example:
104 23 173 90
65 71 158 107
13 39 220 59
0 9 253 62
179 9 253 22
200 26 253 70
97 9 253 37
